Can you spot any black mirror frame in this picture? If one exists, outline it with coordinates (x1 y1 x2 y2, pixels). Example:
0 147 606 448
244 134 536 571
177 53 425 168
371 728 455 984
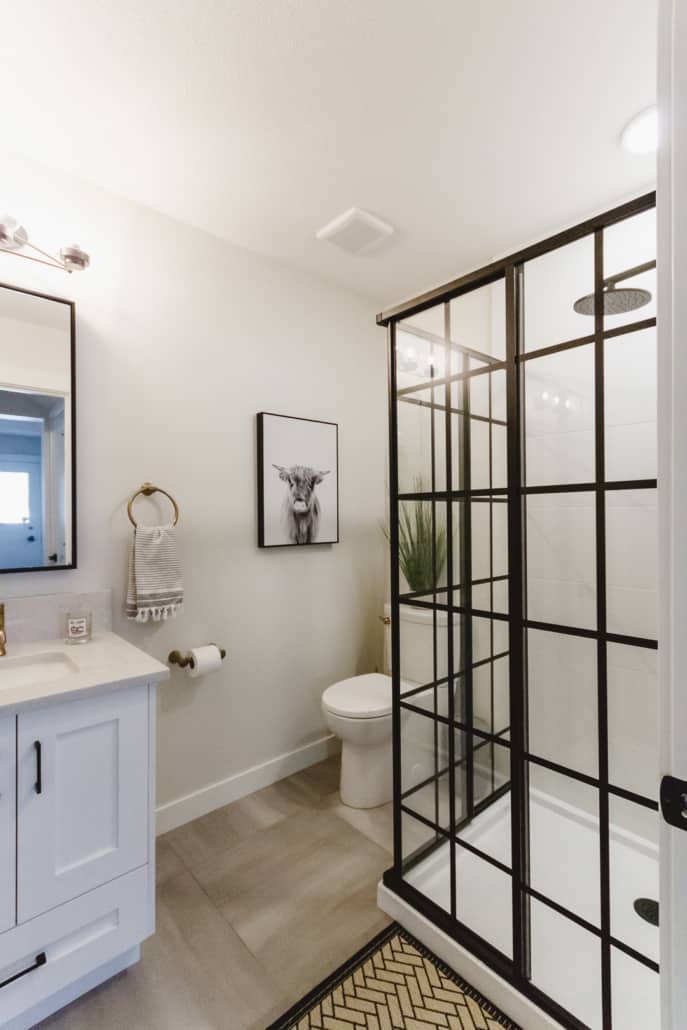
0 281 76 574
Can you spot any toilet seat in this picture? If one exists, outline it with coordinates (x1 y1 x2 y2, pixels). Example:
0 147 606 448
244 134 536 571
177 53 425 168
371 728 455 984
322 673 392 719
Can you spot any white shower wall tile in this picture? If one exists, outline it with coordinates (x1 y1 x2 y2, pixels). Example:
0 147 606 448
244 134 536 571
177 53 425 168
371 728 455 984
607 644 658 799
526 492 597 629
606 491 658 639
470 420 491 490
604 324 657 483
491 423 508 488
528 629 598 777
605 421 657 482
525 427 596 486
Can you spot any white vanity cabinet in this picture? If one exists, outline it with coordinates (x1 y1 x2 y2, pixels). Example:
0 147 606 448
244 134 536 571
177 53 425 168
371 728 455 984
0 633 168 1030
17 683 149 922
0 716 16 935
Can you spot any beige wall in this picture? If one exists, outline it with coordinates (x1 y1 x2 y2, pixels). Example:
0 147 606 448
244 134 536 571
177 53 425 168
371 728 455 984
0 154 389 819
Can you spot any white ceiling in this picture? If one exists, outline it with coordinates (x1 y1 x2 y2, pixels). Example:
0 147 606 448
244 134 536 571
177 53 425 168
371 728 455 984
0 1 657 308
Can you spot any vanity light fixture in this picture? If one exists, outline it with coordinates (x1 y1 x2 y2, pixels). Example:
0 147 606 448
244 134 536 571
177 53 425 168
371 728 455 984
0 214 90 272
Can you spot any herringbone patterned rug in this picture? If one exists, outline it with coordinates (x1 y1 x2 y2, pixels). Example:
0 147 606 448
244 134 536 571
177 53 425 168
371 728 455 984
268 924 520 1030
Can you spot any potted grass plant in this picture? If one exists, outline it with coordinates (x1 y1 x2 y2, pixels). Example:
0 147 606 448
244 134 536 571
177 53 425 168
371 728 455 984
383 478 447 592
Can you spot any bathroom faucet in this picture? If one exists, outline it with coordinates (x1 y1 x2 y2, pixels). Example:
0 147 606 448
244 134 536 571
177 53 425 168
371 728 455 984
0 604 5 657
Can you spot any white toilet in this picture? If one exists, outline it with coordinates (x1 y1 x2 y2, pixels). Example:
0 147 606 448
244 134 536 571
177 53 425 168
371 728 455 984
322 672 393 808
322 604 446 809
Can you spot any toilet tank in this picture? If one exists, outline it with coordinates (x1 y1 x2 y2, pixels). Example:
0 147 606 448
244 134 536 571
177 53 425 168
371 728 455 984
382 603 488 792
383 602 448 686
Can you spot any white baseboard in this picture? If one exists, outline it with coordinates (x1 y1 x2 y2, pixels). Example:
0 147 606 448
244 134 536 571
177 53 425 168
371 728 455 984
155 734 340 835
377 883 563 1030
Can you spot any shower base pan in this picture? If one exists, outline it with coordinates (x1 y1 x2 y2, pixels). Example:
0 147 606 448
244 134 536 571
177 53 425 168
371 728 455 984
378 788 659 1030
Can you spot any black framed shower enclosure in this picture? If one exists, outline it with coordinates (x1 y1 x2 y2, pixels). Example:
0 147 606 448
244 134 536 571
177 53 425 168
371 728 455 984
379 192 658 1030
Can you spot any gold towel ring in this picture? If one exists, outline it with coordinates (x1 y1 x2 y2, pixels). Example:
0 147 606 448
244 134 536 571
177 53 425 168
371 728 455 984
127 482 180 528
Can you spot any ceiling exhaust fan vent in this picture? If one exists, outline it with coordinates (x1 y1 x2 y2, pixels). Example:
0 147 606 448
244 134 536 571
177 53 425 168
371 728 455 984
316 207 394 255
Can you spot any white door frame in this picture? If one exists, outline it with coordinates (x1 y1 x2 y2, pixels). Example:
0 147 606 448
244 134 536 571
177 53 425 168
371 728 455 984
658 2 687 1027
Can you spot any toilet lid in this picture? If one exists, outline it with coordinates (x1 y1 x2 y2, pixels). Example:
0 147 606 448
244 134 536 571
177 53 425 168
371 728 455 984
323 673 393 719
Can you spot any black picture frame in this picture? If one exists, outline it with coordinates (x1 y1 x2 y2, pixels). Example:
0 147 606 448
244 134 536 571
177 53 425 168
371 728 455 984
0 281 77 574
257 412 339 548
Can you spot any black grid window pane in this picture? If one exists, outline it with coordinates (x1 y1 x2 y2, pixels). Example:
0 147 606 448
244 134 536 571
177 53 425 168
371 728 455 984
608 795 659 966
397 386 446 496
402 809 452 912
398 603 435 688
474 737 511 808
603 207 657 332
455 851 513 959
528 762 601 927
471 499 509 617
607 643 658 800
524 344 595 487
605 490 658 640
471 500 492 584
526 491 597 631
447 500 463 612
604 327 657 482
454 736 512 866
449 279 507 362
528 628 598 778
402 756 451 831
401 809 447 873
523 234 595 353
530 898 602 1029
397 500 449 603
610 947 660 1030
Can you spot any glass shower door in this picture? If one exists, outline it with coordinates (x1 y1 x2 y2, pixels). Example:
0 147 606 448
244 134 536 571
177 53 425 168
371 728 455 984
384 193 658 1030
391 278 516 963
521 207 658 1030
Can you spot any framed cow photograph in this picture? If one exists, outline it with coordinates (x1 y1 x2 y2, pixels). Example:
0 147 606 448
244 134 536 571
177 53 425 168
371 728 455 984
257 412 339 547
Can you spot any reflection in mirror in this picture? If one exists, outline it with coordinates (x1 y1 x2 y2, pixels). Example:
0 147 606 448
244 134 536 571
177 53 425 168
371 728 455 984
0 286 74 572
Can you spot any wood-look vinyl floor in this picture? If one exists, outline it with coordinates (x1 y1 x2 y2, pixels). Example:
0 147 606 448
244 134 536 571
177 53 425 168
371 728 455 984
38 756 394 1030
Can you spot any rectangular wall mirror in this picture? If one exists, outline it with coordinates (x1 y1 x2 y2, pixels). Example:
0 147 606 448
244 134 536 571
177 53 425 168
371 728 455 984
0 283 75 572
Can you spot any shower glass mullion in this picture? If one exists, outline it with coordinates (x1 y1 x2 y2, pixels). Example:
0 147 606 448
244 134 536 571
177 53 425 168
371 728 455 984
389 319 402 874
430 329 439 835
444 301 458 919
594 228 613 1030
506 261 531 981
489 372 496 794
461 348 474 827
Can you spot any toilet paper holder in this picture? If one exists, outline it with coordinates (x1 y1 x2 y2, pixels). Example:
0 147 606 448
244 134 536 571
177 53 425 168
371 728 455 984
168 644 226 670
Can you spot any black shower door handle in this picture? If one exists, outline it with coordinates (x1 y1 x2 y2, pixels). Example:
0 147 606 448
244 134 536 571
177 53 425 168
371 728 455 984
661 775 687 829
34 741 42 794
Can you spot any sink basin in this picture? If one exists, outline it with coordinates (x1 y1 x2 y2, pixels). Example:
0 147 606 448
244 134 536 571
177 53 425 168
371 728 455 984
0 651 79 689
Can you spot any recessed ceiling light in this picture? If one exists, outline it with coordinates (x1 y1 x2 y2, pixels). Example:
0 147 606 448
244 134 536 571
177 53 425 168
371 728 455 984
316 207 394 255
621 106 658 155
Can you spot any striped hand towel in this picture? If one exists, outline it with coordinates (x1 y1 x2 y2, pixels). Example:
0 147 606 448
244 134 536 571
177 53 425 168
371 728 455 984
126 525 184 622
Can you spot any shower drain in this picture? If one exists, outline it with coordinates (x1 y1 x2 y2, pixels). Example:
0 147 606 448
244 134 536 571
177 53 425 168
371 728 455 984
634 898 659 926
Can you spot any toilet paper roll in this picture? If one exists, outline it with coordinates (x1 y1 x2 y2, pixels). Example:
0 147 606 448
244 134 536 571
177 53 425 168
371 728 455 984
188 644 223 678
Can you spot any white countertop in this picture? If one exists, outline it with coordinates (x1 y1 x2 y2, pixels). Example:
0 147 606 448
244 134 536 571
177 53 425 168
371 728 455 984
0 632 169 711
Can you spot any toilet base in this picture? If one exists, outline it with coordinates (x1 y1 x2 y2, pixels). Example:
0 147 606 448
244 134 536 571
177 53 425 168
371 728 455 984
340 737 393 809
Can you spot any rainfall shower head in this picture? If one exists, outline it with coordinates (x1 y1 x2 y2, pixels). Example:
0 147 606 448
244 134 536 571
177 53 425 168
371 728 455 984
573 285 652 317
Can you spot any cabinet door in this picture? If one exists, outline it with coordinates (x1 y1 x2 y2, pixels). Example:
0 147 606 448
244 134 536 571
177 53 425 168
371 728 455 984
17 684 149 923
0 716 15 933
